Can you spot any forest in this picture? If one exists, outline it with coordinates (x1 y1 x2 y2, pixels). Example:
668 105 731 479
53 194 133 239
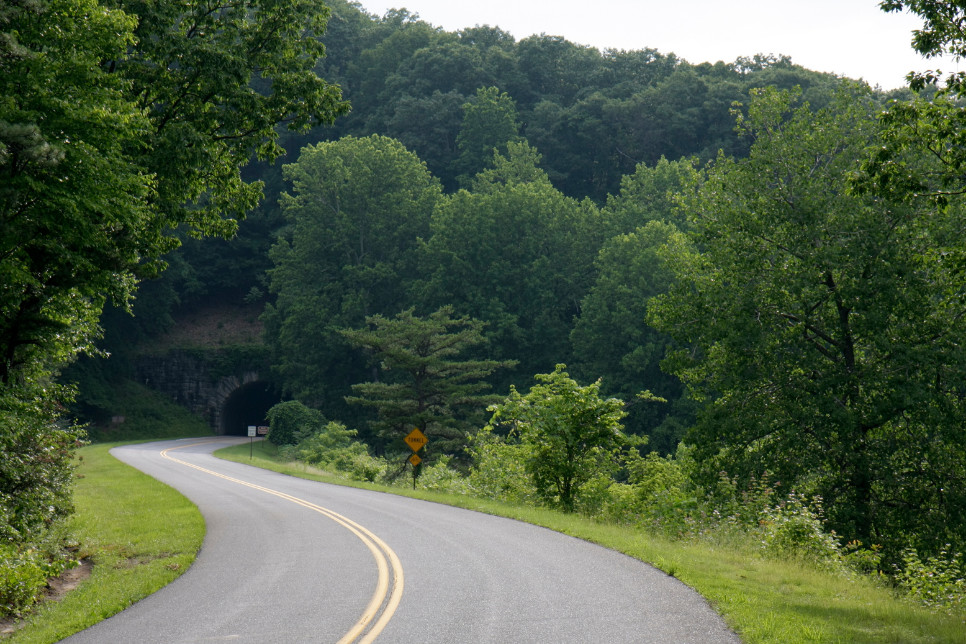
3 0 966 620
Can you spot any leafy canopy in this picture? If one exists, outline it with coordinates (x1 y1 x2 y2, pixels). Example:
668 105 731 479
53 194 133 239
649 86 966 554
265 134 440 418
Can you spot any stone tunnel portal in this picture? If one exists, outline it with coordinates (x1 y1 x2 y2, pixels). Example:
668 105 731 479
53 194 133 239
219 381 280 436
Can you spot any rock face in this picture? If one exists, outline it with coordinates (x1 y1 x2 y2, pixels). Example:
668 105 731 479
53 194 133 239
135 350 264 434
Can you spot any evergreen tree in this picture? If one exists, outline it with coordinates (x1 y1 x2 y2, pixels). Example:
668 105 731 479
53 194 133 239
341 307 516 456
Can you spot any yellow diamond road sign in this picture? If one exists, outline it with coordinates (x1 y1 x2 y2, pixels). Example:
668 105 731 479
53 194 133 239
404 428 428 452
408 453 422 467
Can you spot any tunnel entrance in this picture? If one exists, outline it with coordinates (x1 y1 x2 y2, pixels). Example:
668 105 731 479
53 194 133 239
219 381 280 436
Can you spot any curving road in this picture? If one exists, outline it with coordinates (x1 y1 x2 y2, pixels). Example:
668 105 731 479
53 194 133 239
62 438 741 644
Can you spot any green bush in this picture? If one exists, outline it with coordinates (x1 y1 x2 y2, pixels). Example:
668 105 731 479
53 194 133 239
486 365 636 512
0 389 84 543
758 493 843 570
0 547 46 617
895 547 966 612
417 455 471 494
289 421 387 482
466 428 537 504
0 539 77 618
266 400 324 446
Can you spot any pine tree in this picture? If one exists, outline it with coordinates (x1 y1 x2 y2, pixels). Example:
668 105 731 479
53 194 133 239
341 307 516 456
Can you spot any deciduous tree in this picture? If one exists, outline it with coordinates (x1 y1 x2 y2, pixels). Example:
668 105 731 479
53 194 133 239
649 87 966 555
265 135 441 419
486 364 636 512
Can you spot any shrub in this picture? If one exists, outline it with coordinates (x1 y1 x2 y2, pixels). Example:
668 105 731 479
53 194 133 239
291 421 387 482
0 546 46 617
266 400 324 446
759 493 843 570
600 448 701 534
417 455 471 494
0 390 84 544
466 428 537 504
486 365 640 512
894 547 966 612
0 538 76 618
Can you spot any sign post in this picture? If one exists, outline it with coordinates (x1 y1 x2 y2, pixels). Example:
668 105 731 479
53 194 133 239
247 426 256 459
404 428 428 490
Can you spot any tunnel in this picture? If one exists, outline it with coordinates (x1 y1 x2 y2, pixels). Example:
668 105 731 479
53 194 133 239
219 381 281 436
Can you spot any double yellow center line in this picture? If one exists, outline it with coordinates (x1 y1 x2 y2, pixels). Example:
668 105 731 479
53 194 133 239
160 441 404 644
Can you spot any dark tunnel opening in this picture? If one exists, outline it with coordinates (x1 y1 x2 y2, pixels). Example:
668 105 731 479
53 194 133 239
220 381 280 436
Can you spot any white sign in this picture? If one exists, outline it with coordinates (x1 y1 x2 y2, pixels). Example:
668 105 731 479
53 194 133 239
247 426 257 437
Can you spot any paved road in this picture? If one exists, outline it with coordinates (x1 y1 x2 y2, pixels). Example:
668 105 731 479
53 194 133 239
62 438 741 644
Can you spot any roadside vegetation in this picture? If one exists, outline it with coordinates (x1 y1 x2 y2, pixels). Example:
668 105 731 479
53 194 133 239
2 443 205 643
216 440 966 644
6 0 966 642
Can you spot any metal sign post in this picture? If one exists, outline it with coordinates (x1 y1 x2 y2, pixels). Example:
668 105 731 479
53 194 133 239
404 428 428 490
248 425 256 459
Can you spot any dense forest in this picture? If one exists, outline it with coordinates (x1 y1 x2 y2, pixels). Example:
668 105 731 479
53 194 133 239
67 0 899 450
4 0 966 619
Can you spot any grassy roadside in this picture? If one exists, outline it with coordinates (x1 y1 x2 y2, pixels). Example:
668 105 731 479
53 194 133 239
3 443 206 644
216 440 966 644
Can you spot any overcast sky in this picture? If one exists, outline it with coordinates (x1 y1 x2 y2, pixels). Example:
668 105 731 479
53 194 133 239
355 0 955 90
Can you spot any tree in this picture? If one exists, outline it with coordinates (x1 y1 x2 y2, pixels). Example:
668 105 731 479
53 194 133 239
867 3 966 225
648 87 966 556
0 0 347 556
602 157 700 234
453 86 521 184
1 0 348 384
341 307 516 456
387 90 466 189
265 135 441 421
486 365 633 512
880 0 966 93
0 0 151 383
413 142 602 385
570 221 690 453
108 0 348 234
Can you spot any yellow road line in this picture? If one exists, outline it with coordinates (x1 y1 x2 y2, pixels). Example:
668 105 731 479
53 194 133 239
160 440 404 644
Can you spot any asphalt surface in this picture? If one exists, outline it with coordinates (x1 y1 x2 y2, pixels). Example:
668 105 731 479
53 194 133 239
61 437 741 644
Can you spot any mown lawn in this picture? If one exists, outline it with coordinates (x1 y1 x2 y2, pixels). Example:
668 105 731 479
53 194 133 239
216 440 966 644
3 443 205 644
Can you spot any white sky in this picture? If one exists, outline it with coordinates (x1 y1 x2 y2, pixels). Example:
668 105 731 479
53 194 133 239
355 0 957 90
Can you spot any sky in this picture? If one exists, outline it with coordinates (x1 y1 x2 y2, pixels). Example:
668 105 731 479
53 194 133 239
355 0 956 90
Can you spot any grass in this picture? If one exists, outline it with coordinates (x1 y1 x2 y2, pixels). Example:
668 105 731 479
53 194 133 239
216 440 966 644
3 443 206 644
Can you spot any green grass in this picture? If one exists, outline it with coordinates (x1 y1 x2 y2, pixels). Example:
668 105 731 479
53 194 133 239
216 440 966 644
83 380 213 443
3 443 206 643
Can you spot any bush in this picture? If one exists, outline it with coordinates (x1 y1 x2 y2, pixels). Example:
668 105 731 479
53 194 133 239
0 389 84 543
759 493 843 570
290 421 387 482
266 400 324 446
417 455 471 494
486 365 635 512
0 546 46 617
466 429 537 504
599 448 700 533
0 537 77 618
894 547 966 612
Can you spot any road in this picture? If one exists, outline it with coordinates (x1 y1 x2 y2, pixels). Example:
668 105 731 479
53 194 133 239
61 437 741 644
